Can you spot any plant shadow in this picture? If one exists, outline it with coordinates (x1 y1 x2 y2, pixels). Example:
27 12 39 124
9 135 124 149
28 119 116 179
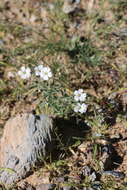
51 117 91 160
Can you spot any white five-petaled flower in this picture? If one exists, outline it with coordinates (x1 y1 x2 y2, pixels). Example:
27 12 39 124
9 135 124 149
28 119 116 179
18 66 31 79
74 89 87 102
40 66 52 81
74 103 87 113
34 65 44 76
34 65 52 81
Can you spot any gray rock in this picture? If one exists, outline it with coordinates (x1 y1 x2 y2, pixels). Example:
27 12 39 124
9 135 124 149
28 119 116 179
0 113 53 185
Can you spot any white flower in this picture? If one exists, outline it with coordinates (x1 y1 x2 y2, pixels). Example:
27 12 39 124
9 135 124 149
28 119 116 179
34 65 52 81
79 103 88 113
34 65 44 76
40 66 52 81
74 103 81 113
74 103 87 113
18 66 31 79
74 89 87 102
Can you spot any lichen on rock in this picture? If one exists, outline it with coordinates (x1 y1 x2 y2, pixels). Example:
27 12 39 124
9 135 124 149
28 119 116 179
0 113 53 185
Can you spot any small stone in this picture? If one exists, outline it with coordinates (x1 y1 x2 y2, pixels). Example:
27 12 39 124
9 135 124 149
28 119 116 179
92 183 103 190
0 113 53 185
102 171 125 179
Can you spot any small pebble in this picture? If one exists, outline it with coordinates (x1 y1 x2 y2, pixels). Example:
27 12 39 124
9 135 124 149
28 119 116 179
102 171 125 179
92 184 102 190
